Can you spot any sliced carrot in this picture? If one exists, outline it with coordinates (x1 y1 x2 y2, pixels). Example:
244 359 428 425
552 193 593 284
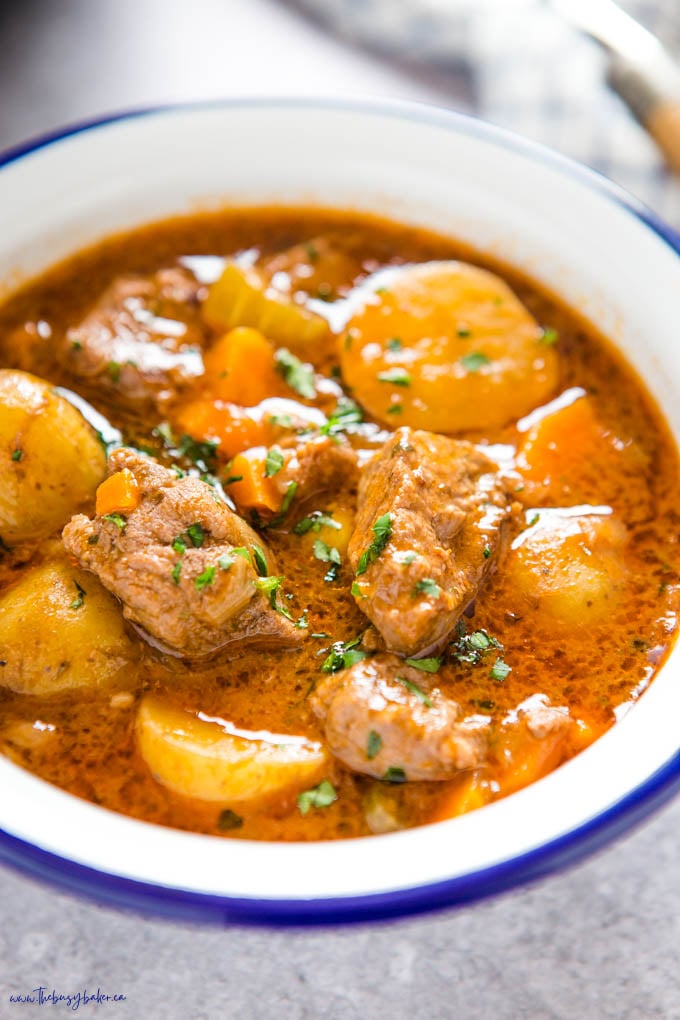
204 327 280 406
495 726 569 798
175 399 270 460
518 395 605 486
95 468 140 516
430 770 492 822
227 449 282 514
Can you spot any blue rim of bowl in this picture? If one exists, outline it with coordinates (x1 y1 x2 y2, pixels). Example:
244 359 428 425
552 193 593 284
1 96 679 927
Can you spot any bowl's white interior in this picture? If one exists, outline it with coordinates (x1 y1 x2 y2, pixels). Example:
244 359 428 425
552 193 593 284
0 100 678 902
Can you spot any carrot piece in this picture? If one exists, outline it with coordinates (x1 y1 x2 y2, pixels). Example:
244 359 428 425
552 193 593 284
227 449 281 514
518 395 605 486
204 327 280 406
430 770 492 822
95 469 140 516
175 399 270 460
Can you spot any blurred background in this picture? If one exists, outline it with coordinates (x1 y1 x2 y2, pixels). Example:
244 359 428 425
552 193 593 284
1 0 679 223
2 2 680 1018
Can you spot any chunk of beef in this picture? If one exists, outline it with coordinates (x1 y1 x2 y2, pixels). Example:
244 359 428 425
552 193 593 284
62 449 302 658
278 434 359 504
64 267 205 410
311 654 488 781
348 428 511 656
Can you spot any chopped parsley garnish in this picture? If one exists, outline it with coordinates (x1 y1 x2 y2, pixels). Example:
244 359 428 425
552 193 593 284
539 327 559 345
268 413 294 429
313 539 341 583
186 522 205 548
321 636 366 673
274 348 316 399
172 536 187 556
456 327 472 338
267 481 297 527
386 337 403 351
176 434 220 472
351 580 366 599
251 544 268 577
107 361 121 383
413 578 440 598
195 565 216 591
377 367 411 387
528 512 540 527
218 554 234 571
483 544 491 559
386 404 403 415
460 351 490 372
254 575 293 620
264 448 284 477
471 698 496 712
11 449 22 462
396 676 433 707
397 551 417 565
231 547 251 561
171 561 182 585
356 513 392 576
367 730 382 760
305 242 319 262
298 779 337 815
383 767 407 784
69 580 86 610
103 512 127 530
404 657 441 673
295 608 310 630
294 511 341 536
217 809 243 831
450 622 503 666
490 658 512 682
319 396 363 437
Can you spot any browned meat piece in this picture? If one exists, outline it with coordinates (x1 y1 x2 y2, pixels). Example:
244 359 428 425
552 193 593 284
64 267 205 409
311 654 488 781
278 434 359 504
348 428 511 656
62 449 302 658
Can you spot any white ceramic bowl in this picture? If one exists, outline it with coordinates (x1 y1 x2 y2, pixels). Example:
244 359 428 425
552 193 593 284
1 99 679 926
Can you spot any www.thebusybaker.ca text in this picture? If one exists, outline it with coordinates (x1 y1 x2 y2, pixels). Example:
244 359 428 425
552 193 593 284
9 987 126 1010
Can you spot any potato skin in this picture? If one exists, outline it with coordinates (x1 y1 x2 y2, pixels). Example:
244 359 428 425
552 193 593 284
0 369 106 544
0 555 135 695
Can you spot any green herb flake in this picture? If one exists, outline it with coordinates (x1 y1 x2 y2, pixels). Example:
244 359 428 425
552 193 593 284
268 480 297 527
254 575 293 620
218 554 234 571
186 522 205 548
103 512 127 531
11 449 22 462
456 326 472 338
319 396 363 437
274 347 316 399
264 448 284 477
294 511 341 535
396 676 433 707
69 580 86 610
404 657 441 674
195 565 216 591
539 328 559 345
171 561 182 585
313 540 341 566
483 544 491 559
367 730 382 760
231 547 251 561
413 578 440 598
528 513 540 527
295 608 309 630
217 809 243 831
460 351 490 372
305 242 319 262
383 767 407 784
356 512 392 576
107 361 121 383
386 404 403 415
377 367 411 387
251 544 269 577
321 637 367 674
490 658 512 682
386 337 403 352
172 536 187 556
351 580 366 599
298 779 338 815
450 623 503 666
87 534 99 546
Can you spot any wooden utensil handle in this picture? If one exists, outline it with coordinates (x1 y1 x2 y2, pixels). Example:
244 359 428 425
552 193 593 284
645 101 680 177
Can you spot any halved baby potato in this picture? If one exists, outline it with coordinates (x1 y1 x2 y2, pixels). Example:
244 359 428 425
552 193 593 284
340 261 559 432
0 554 135 695
0 369 106 544
137 696 329 804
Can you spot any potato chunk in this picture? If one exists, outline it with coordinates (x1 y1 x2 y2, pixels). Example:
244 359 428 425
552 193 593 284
0 556 135 695
507 507 627 625
136 697 329 804
340 261 558 431
0 370 106 544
